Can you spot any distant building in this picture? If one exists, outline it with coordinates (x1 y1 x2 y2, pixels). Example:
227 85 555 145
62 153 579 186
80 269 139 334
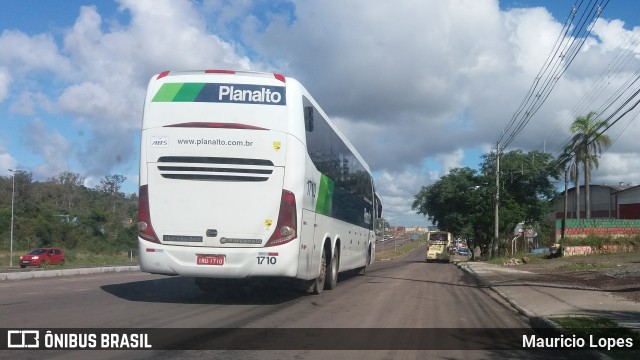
618 185 640 219
551 184 639 220
391 226 406 236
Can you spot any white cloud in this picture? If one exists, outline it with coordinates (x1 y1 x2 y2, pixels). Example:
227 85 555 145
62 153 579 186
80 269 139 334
374 169 432 226
436 149 465 175
52 0 261 177
593 152 640 186
21 120 72 178
9 91 55 116
0 67 10 104
0 30 74 78
0 143 17 175
0 0 264 186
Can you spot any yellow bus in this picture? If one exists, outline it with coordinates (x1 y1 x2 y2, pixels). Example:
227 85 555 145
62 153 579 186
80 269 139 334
426 231 452 262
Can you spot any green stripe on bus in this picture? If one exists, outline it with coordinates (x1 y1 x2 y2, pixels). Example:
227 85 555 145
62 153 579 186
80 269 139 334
151 83 206 102
173 83 206 102
323 178 334 215
151 83 184 102
316 175 334 215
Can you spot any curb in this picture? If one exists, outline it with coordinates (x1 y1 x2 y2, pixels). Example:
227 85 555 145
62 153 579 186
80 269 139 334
0 266 140 281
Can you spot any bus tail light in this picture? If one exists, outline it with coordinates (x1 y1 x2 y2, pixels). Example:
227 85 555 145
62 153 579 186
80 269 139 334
138 185 160 243
265 190 297 247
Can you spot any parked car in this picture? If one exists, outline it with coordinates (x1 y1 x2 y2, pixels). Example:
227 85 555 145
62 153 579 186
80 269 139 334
19 248 65 268
458 248 471 257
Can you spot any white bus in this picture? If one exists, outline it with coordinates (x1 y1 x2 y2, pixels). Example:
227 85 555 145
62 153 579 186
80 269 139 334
138 70 382 294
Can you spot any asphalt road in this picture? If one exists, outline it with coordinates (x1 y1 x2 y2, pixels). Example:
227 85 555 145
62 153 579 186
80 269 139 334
1 245 598 359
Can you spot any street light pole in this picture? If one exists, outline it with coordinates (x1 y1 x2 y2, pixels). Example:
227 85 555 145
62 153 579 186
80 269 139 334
9 169 15 267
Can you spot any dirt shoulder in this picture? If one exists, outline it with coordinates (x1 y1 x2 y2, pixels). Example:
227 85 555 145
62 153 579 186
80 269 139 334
488 252 640 303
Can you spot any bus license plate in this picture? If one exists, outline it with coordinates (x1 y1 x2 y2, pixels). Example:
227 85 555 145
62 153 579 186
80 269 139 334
196 255 225 265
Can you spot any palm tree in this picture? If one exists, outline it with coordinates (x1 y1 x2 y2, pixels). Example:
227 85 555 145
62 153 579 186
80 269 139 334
559 144 580 219
569 111 612 218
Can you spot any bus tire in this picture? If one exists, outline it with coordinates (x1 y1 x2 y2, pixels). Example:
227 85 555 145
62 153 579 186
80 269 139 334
310 247 327 295
325 246 339 290
355 245 371 275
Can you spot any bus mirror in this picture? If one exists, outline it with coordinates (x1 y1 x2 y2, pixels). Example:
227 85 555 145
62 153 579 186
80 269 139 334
304 106 314 132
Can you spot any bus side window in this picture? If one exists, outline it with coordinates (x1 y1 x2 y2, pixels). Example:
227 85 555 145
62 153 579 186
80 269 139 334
304 106 314 132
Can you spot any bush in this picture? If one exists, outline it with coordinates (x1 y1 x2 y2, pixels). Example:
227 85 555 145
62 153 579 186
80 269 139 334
563 234 639 249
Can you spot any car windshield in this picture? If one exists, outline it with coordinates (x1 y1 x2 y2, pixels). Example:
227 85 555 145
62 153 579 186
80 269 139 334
28 249 47 255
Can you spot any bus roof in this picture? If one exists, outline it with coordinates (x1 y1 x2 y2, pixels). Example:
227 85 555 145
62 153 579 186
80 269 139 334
155 69 286 83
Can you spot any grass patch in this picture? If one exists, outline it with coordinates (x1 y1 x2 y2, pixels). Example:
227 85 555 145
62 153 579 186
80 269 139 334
375 240 424 261
0 250 137 271
63 250 138 267
563 234 639 248
552 316 640 360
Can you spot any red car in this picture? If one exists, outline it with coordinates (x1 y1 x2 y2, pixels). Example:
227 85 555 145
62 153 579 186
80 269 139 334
19 248 65 268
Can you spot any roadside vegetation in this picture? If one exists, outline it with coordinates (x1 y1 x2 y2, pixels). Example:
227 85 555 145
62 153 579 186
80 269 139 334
0 250 137 270
562 234 640 248
0 171 137 269
552 316 639 360
375 239 426 261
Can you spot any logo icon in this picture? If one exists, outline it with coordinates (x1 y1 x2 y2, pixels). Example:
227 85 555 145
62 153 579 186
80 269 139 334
150 136 169 147
7 330 39 348
273 142 281 151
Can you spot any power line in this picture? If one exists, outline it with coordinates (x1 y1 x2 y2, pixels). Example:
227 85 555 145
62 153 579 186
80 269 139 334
497 1 580 146
544 27 640 153
499 0 608 150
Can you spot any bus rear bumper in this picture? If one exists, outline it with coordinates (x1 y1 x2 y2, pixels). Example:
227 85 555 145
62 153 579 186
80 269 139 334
138 239 299 278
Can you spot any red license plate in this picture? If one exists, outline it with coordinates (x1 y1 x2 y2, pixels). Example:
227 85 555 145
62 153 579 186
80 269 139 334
196 255 225 265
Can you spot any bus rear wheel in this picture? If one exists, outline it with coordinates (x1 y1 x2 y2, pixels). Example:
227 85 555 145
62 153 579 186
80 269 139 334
310 247 327 294
325 247 339 290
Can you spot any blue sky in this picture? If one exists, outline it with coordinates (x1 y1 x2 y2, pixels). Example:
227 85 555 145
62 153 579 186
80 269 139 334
1 0 640 227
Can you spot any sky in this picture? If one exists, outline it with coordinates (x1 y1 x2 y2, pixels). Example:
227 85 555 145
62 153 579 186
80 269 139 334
1 0 639 227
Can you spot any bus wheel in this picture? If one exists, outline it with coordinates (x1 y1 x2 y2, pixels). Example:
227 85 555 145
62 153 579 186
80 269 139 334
325 247 339 290
310 247 327 295
354 245 370 275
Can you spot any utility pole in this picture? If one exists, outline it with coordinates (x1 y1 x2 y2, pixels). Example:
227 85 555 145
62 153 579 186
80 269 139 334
562 169 568 254
491 143 500 259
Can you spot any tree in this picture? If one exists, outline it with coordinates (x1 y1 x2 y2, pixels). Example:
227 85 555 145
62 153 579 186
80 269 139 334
0 171 137 255
569 111 611 218
412 150 561 255
485 150 560 225
49 171 86 212
559 142 580 218
96 175 126 214
412 167 493 249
